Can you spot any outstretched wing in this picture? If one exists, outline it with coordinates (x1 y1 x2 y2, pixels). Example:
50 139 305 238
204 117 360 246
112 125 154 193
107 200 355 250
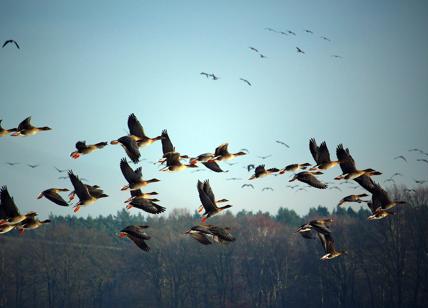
127 113 146 138
0 186 20 217
120 158 141 184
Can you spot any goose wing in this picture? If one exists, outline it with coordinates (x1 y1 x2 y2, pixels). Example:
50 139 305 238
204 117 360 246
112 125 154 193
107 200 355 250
202 161 225 173
118 136 141 163
17 116 33 130
318 142 331 163
68 171 92 201
43 190 69 206
309 138 319 164
298 172 327 189
214 143 229 156
127 113 146 138
120 158 141 184
197 180 216 212
161 129 174 155
0 186 20 218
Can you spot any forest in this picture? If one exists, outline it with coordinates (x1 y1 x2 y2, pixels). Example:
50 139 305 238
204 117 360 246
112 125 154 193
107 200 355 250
0 186 427 308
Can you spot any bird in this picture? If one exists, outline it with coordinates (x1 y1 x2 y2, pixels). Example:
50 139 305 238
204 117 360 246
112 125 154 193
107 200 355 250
10 117 51 137
265 27 278 32
394 155 407 162
296 47 305 54
247 164 255 172
288 30 296 35
262 187 274 192
37 188 70 207
240 78 252 86
124 190 158 203
249 47 259 53
2 40 20 49
0 120 17 137
209 73 219 80
249 165 280 180
158 129 189 164
185 224 235 245
160 152 198 172
5 162 20 166
16 217 51 234
367 182 406 213
120 158 160 190
226 178 242 181
408 148 423 153
70 141 108 159
275 140 290 148
309 138 340 171
320 36 331 42
289 171 327 189
286 184 298 189
127 113 162 148
212 143 247 162
0 186 38 226
414 179 427 185
335 144 382 181
258 155 272 160
259 54 267 58
331 55 343 59
189 153 215 164
200 72 210 78
304 29 313 34
111 136 141 163
338 194 369 206
318 232 346 260
68 171 108 212
279 163 312 174
26 164 39 168
54 167 66 173
297 218 333 240
119 225 151 252
417 159 428 164
197 180 232 223
125 190 165 214
67 184 103 201
367 208 395 221
241 184 254 189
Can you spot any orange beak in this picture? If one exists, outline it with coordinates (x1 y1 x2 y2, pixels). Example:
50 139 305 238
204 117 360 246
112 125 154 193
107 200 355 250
119 232 127 238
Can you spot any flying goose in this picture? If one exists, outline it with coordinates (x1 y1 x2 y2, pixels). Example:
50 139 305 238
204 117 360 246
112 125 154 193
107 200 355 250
70 141 108 159
197 180 232 223
119 225 151 252
11 117 51 137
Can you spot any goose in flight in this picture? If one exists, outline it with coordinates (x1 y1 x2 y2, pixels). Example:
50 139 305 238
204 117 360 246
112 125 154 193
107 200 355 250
417 159 428 164
212 143 247 162
125 190 165 214
111 136 141 163
0 120 17 137
37 188 70 207
160 152 198 172
70 141 108 159
197 180 232 223
318 232 346 260
0 186 38 226
331 55 343 59
241 184 254 189
27 164 39 168
275 140 290 148
249 47 259 52
119 225 151 252
127 113 161 148
16 217 51 234
240 78 252 86
120 158 160 190
54 167 66 173
309 138 340 171
337 194 369 206
262 187 274 192
279 163 312 174
289 171 327 189
5 162 20 166
304 29 313 34
11 116 51 137
185 224 235 245
68 171 108 212
249 165 280 180
296 47 305 54
288 30 296 35
200 72 210 78
320 36 331 42
2 40 20 49
394 155 407 162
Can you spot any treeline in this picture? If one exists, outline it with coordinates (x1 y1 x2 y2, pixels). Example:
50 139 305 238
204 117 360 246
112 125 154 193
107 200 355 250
0 186 427 308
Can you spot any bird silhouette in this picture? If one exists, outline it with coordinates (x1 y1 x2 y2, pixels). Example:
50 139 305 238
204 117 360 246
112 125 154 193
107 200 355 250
394 155 407 162
2 40 20 49
240 78 252 86
275 140 290 148
241 184 254 189
296 47 305 54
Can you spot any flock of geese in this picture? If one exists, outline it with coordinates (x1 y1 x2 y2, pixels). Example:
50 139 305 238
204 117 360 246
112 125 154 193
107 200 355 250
0 112 413 260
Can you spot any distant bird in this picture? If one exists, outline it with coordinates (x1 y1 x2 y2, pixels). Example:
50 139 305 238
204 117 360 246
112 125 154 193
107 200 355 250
197 180 232 223
417 159 428 164
320 36 331 42
304 29 313 34
125 190 165 214
161 152 198 172
335 144 382 181
247 164 255 172
159 129 188 162
265 27 278 32
258 154 272 160
296 47 305 54
212 143 247 162
259 54 267 59
249 165 280 180
408 148 423 153
240 78 252 86
68 171 108 212
0 186 37 227
226 162 238 166
288 30 296 35
367 182 406 213
262 187 274 192
27 164 39 168
289 171 327 189
5 162 20 166
37 188 70 207
111 136 141 163
127 113 162 148
11 116 51 137
414 179 427 185
200 72 210 78
249 47 259 53
241 184 254 189
338 194 369 206
119 225 151 252
331 55 343 59
394 155 407 162
209 73 219 80
70 141 108 159
2 40 20 49
318 233 346 260
120 158 160 190
54 167 66 173
0 120 17 137
185 224 235 245
279 31 288 35
275 140 290 148
226 177 242 181
286 184 298 189
309 138 340 171
279 163 312 174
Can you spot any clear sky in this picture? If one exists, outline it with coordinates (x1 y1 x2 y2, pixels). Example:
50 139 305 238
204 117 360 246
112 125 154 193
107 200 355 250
1 0 428 219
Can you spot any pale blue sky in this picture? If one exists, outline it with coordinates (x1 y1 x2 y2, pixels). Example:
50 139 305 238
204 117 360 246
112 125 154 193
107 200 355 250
1 0 427 219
